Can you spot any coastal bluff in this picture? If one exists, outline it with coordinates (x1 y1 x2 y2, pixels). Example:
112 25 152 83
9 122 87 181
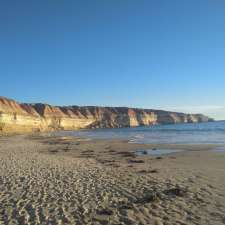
0 96 213 133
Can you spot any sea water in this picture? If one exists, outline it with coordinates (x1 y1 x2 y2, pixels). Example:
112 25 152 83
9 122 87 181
57 121 225 145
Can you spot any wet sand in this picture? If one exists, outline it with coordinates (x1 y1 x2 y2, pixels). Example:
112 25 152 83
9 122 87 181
0 134 225 225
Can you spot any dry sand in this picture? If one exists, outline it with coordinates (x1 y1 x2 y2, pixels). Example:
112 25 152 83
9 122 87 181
0 134 225 225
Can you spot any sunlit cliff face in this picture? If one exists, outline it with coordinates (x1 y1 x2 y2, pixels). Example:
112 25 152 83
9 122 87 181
0 97 212 133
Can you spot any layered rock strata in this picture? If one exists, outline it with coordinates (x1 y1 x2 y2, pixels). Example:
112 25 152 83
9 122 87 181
0 96 213 133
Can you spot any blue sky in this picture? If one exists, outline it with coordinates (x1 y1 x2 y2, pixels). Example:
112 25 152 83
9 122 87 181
0 0 225 119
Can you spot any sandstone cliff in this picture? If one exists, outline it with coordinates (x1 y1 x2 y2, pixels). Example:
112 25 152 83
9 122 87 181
0 96 213 133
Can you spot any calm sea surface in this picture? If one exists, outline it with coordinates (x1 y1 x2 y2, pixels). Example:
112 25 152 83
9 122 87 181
57 121 225 145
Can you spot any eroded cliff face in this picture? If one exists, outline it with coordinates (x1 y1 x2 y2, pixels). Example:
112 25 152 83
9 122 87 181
0 96 213 133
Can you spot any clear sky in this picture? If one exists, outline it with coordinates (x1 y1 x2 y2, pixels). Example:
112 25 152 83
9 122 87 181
0 0 225 120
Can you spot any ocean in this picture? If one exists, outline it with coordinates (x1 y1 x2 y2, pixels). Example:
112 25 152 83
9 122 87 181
57 121 225 145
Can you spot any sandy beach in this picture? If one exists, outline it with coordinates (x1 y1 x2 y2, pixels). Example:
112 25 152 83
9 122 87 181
0 134 225 225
